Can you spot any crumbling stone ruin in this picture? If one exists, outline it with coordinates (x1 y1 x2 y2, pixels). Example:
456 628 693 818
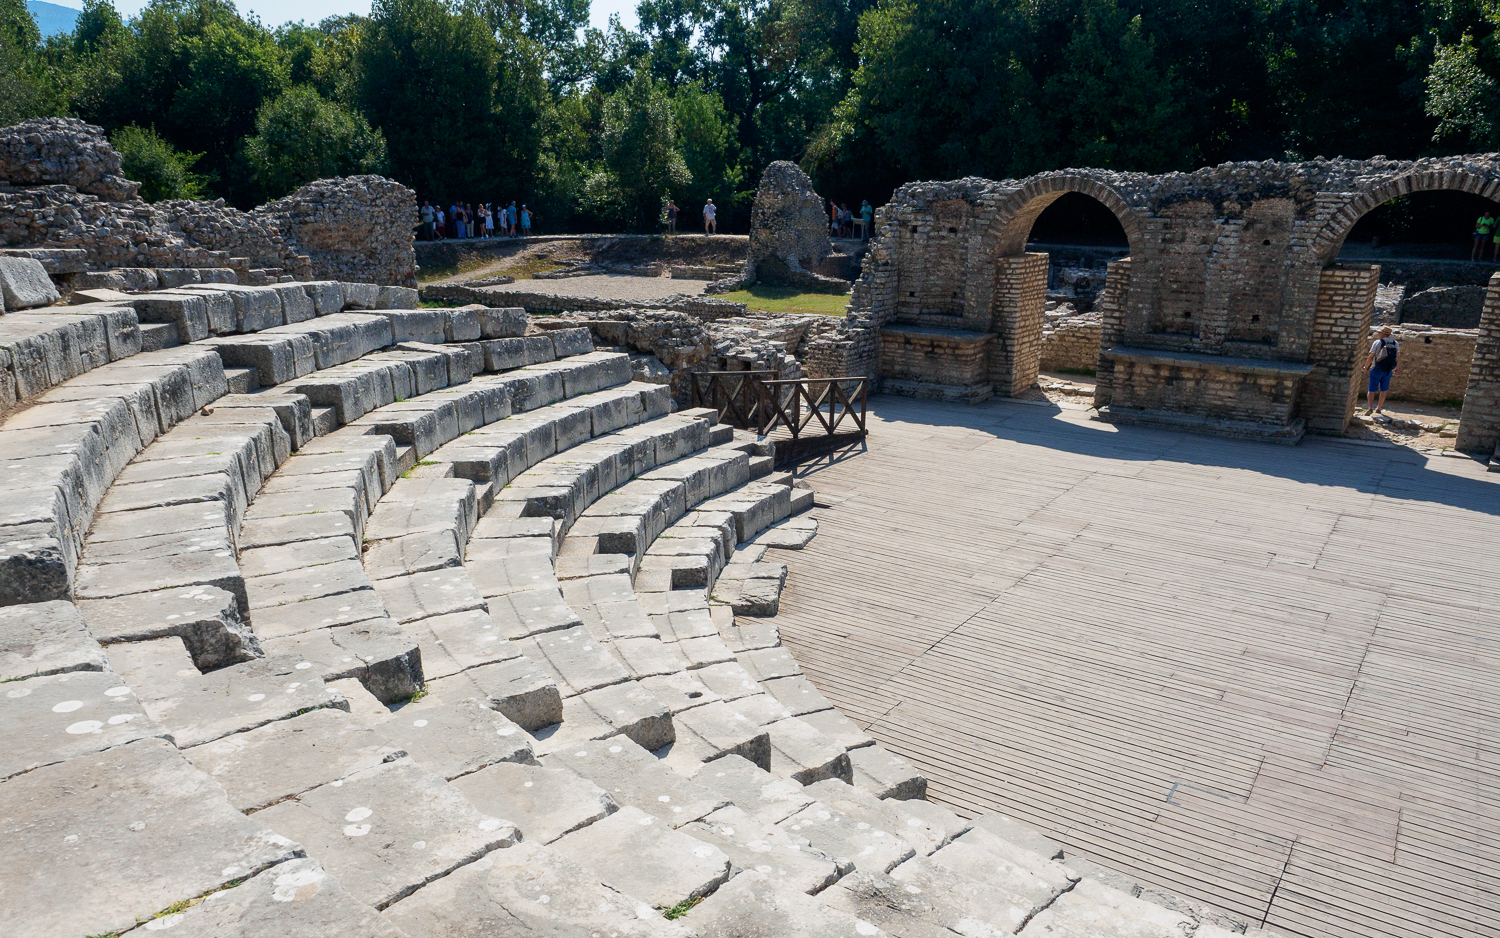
710 160 852 295
0 118 417 286
840 156 1500 457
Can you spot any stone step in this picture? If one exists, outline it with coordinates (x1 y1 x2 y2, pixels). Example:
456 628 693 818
0 737 301 938
848 741 927 801
0 667 162 780
0 599 108 682
690 753 819 826
661 699 772 772
551 804 733 911
821 866 1034 938
683 869 889 938
110 641 348 749
1016 877 1244 938
803 779 950 856
926 825 1079 911
382 840 693 938
143 857 407 937
186 706 404 813
683 805 850 895
775 796 916 876
255 757 518 910
453 760 617 843
544 734 726 828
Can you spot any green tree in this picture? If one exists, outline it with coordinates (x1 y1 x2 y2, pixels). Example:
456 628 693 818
0 0 65 124
673 82 746 226
1039 0 1191 172
583 71 691 230
110 124 207 201
243 86 390 199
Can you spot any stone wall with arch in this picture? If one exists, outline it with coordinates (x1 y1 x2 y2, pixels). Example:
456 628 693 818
848 154 1500 449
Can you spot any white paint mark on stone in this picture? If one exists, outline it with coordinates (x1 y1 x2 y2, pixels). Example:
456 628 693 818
272 865 325 901
295 662 312 670
345 807 373 822
66 720 103 734
637 815 654 826
52 700 83 713
105 686 132 697
107 714 135 725
856 922 879 936
496 726 515 736
247 694 266 702
6 687 32 698
413 719 428 728
479 818 504 832
343 824 371 837
412 841 427 850
144 913 182 930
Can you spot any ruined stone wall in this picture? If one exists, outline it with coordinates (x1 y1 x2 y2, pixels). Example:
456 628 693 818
722 161 848 294
425 285 747 320
1091 259 1132 408
1376 326 1477 404
0 119 416 286
1041 316 1103 373
1457 274 1500 454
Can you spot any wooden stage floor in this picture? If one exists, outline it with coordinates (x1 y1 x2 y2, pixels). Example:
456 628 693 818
771 395 1500 938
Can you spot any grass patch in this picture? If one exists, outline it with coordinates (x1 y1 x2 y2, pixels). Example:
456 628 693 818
406 684 430 703
720 284 850 317
661 897 704 920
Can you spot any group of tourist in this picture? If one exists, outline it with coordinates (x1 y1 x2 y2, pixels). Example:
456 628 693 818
419 201 534 241
830 199 875 240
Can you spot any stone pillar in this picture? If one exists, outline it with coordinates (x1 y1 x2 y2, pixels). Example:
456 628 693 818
1456 273 1500 455
988 252 1048 396
1302 264 1378 434
1091 258 1132 408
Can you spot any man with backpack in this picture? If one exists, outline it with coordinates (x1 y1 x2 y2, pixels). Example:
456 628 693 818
1475 211 1497 262
1365 326 1400 417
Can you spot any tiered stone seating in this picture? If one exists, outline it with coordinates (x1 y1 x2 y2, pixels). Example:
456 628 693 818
0 263 1252 937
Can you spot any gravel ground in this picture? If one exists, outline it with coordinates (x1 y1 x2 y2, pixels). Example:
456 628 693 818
485 273 708 302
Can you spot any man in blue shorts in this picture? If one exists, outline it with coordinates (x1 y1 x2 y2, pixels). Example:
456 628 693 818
1364 326 1399 417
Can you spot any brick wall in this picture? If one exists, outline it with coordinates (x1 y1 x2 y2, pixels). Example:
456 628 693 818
1091 259 1132 408
1108 355 1306 425
1374 326 1476 404
988 252 1049 395
880 329 993 387
1456 273 1500 454
1042 317 1103 372
1302 264 1378 433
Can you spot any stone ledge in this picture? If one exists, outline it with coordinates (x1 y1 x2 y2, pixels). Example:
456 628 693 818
882 378 993 404
1104 346 1315 377
881 324 996 345
1097 404 1307 445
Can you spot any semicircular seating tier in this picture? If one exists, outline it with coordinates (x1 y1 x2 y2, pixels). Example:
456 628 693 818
0 257 1251 938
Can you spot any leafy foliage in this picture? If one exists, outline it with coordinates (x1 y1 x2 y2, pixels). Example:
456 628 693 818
6 0 1500 221
243 86 389 198
110 124 207 201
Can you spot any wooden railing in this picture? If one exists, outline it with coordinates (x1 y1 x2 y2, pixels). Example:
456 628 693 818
689 371 868 458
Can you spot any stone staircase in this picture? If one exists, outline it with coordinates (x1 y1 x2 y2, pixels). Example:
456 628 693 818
0 256 1265 937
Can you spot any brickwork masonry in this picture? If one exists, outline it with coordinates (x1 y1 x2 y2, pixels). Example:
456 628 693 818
1457 272 1500 454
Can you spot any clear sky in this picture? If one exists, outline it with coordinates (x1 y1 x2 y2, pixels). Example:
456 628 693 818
96 0 638 32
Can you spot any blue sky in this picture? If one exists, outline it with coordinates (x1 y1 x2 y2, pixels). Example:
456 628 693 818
90 0 638 31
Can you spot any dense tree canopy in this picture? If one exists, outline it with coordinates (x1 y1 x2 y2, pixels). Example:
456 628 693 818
7 0 1500 228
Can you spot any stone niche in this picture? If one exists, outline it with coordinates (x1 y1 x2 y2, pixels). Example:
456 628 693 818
879 324 995 403
1100 348 1314 443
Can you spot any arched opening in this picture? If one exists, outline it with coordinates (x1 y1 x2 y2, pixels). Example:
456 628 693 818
999 188 1136 399
1312 184 1500 451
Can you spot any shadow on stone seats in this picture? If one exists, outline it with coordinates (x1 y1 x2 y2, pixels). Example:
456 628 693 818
862 394 1500 518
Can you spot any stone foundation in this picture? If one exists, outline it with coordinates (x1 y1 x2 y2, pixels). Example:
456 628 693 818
879 324 995 401
1041 315 1102 372
1100 347 1312 443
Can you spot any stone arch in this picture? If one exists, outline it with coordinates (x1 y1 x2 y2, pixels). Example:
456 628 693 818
1311 167 1500 268
989 174 1144 258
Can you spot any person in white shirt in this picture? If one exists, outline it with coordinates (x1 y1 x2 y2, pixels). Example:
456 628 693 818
703 198 717 235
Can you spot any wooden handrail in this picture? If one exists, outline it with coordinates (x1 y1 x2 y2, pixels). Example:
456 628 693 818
694 372 868 444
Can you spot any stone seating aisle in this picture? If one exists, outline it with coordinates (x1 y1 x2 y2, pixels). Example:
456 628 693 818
0 260 1255 937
